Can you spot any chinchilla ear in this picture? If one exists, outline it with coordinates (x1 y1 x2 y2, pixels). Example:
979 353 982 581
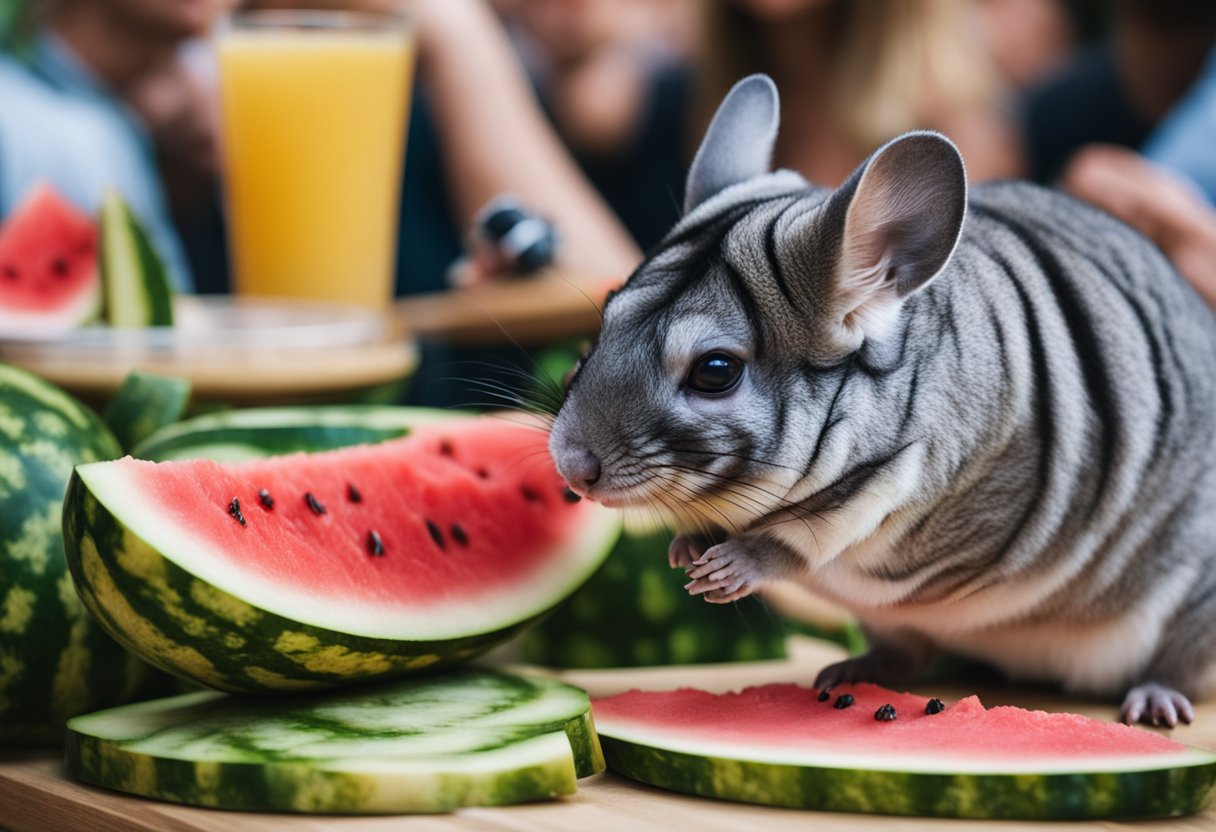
684 74 780 214
827 131 967 345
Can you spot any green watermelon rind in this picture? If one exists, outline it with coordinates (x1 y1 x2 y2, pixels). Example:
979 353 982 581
522 528 790 669
596 731 1216 820
103 371 192 454
0 364 173 746
65 670 604 813
131 405 453 462
62 449 621 695
99 189 174 328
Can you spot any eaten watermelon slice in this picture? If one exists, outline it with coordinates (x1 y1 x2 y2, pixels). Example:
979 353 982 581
64 418 620 693
0 183 100 336
593 683 1216 820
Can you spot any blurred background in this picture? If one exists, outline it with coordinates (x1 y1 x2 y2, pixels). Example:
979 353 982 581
2 0 1216 402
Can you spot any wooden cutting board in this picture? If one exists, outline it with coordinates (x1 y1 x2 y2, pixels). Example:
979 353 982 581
3 639 1214 832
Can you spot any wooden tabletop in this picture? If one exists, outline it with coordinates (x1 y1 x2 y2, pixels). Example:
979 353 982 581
395 271 609 346
2 638 1214 832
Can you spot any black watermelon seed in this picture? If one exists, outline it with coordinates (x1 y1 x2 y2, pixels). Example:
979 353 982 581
347 483 362 503
450 524 469 547
438 439 454 456
51 256 70 277
305 492 327 516
925 698 946 715
367 530 384 556
833 694 855 710
476 468 490 479
426 520 446 550
227 498 246 527
562 487 582 503
816 688 832 702
258 489 274 510
520 486 541 503
875 704 897 722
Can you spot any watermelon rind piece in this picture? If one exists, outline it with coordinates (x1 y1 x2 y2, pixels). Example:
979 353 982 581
63 424 622 694
0 363 173 746
66 669 604 813
593 685 1216 820
103 371 192 453
99 188 173 328
132 405 453 462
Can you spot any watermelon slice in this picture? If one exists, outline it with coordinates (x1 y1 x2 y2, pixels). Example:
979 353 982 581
593 683 1216 820
63 418 621 693
0 183 100 336
66 669 604 813
99 188 174 328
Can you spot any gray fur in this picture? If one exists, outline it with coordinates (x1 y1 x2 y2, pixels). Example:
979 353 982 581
548 75 1216 715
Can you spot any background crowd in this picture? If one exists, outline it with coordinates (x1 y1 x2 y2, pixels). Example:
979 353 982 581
1 0 1215 335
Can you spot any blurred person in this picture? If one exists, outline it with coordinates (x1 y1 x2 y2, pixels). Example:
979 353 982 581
509 0 690 158
1140 43 1216 207
0 0 234 290
971 0 1077 92
697 0 1022 187
1021 0 1216 184
510 0 1023 251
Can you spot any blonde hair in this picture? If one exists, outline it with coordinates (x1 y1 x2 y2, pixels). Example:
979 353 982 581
698 0 999 154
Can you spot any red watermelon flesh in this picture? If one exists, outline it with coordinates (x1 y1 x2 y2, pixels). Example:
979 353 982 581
79 419 618 640
0 183 100 336
593 683 1204 773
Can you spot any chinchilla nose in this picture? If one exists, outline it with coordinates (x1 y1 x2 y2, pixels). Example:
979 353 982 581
554 442 600 493
559 447 601 491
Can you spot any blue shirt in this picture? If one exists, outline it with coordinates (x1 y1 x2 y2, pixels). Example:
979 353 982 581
0 33 192 290
1143 44 1216 208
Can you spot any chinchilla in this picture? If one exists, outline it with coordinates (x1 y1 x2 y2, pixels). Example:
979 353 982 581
548 75 1216 727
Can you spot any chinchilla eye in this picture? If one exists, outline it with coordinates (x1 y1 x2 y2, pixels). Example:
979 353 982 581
686 352 744 395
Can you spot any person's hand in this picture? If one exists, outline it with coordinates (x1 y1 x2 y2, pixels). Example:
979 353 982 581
1062 144 1216 310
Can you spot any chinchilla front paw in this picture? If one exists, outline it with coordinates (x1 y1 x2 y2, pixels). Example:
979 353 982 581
683 539 764 604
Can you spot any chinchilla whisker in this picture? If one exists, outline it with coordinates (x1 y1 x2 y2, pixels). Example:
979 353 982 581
445 358 566 417
658 465 825 541
451 408 555 438
552 272 605 316
663 445 806 474
657 475 749 534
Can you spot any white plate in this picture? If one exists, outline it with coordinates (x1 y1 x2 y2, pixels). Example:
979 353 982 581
0 295 415 403
0 295 387 358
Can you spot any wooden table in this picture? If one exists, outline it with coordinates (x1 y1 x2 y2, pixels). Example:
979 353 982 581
0 277 604 406
3 638 1213 832
396 272 608 347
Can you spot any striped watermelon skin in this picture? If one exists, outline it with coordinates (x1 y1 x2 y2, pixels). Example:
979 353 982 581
599 738 1216 820
131 405 450 462
0 364 172 746
522 528 789 668
63 476 544 693
66 670 604 813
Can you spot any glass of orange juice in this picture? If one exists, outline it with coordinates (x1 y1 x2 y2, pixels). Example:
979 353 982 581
215 10 414 310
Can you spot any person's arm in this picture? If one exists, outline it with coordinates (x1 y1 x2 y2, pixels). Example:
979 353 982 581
409 0 641 284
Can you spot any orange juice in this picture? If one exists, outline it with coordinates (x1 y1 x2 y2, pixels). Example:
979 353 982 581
216 13 413 309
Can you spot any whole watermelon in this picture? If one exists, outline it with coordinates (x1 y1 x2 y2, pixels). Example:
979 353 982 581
0 364 172 746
